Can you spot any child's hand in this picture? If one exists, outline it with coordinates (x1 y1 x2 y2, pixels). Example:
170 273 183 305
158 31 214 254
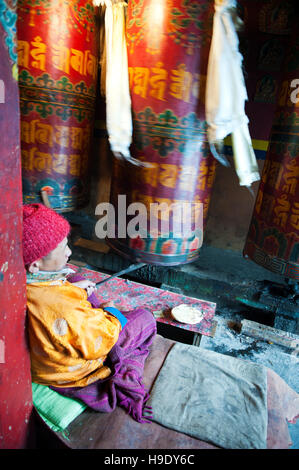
100 301 117 309
72 279 96 296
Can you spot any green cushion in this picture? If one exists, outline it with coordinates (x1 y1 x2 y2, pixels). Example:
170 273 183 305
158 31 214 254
32 382 87 433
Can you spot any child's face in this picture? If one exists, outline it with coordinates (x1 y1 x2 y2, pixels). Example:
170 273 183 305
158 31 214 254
37 237 72 272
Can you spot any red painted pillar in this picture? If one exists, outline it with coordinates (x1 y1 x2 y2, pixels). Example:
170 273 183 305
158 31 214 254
0 2 34 449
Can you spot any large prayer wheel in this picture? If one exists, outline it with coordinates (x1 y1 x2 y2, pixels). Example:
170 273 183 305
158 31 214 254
17 0 98 212
232 0 295 159
244 20 299 281
106 0 217 265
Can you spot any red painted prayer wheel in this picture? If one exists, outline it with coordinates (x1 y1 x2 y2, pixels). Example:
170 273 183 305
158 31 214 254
235 0 295 158
244 20 299 281
17 0 98 212
106 0 217 266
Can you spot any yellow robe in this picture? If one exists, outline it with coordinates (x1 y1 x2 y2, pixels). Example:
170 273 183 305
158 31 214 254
26 280 122 387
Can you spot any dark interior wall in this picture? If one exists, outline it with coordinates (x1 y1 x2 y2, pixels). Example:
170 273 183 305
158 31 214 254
204 160 265 252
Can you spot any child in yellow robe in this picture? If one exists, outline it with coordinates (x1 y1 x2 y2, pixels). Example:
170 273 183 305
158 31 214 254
24 203 156 422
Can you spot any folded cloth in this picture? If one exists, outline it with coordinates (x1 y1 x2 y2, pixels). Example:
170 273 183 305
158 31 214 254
32 383 87 433
147 343 268 449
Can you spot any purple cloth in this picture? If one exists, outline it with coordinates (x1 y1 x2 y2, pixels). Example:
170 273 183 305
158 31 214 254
50 273 157 423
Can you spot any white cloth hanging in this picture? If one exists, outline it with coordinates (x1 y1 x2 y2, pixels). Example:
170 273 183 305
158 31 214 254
93 0 143 165
205 0 260 187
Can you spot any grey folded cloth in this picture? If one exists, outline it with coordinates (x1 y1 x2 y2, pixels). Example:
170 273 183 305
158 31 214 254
148 343 267 449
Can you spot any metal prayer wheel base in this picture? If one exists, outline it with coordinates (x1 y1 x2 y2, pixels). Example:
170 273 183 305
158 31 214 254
106 238 202 267
22 185 89 213
244 242 299 281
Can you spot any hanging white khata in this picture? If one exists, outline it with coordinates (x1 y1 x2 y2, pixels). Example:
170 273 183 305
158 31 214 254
205 0 260 188
94 0 143 166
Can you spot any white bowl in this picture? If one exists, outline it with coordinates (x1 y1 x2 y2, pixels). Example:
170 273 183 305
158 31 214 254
171 304 204 325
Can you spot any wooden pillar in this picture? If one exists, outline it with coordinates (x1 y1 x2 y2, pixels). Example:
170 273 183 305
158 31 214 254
0 1 34 448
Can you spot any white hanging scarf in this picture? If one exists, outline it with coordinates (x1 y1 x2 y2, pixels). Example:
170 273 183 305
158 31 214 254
205 0 260 187
93 0 145 166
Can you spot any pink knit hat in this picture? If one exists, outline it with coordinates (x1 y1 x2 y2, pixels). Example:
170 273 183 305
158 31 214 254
23 203 70 266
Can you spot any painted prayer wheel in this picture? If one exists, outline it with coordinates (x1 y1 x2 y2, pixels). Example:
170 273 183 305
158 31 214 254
230 0 295 159
17 0 98 212
106 0 217 266
243 20 299 281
